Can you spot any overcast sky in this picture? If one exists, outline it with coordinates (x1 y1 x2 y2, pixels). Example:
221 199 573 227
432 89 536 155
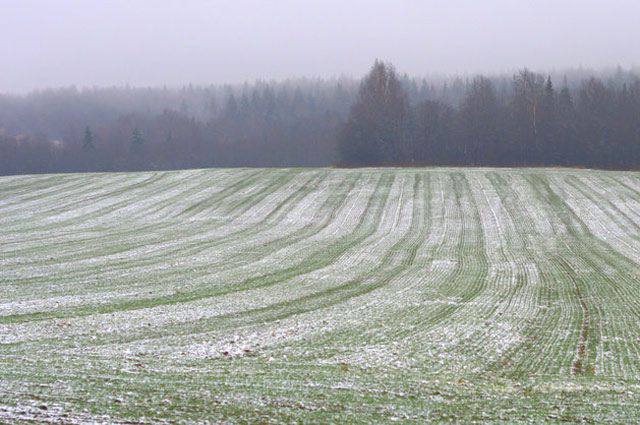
1 0 639 93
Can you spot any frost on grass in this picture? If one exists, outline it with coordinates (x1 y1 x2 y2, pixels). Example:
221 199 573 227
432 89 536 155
1 168 640 422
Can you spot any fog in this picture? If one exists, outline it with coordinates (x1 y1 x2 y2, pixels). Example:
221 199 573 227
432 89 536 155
1 0 639 93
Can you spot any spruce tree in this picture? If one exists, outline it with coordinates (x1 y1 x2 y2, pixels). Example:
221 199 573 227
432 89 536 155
558 81 577 166
539 76 558 164
129 128 145 170
82 126 95 150
131 128 144 148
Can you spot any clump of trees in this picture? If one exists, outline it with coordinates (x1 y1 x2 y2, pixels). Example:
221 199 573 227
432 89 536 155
338 61 409 165
1 61 640 175
339 61 640 168
0 81 355 174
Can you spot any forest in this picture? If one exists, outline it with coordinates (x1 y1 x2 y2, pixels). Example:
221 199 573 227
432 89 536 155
1 61 639 175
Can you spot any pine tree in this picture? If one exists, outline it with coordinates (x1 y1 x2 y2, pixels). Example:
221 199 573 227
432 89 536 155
539 76 558 164
577 78 611 167
224 94 238 119
557 80 577 166
82 126 95 150
131 128 144 148
129 128 145 170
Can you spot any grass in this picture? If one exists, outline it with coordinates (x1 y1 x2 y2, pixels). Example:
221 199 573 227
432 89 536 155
1 167 640 423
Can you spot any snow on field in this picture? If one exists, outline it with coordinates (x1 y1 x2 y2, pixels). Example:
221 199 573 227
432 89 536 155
1 168 640 422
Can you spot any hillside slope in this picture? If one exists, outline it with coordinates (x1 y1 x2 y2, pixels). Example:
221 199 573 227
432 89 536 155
1 168 640 423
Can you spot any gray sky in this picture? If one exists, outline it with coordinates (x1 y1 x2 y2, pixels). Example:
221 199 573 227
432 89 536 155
1 0 639 93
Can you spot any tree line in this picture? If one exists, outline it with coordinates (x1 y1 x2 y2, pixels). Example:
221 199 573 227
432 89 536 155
339 61 640 169
0 80 355 174
1 62 639 175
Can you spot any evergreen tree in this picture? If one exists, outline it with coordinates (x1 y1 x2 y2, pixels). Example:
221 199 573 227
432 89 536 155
577 78 611 166
163 131 175 168
630 81 640 167
129 128 145 170
557 81 578 166
131 128 144 148
82 126 95 150
538 76 558 164
223 91 238 119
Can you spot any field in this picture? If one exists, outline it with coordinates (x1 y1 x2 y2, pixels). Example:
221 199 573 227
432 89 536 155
1 168 640 423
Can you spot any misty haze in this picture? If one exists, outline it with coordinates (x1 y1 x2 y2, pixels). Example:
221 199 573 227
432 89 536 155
2 0 640 92
2 1 640 423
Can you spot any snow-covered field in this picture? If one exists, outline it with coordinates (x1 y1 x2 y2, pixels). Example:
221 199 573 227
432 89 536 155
1 168 640 423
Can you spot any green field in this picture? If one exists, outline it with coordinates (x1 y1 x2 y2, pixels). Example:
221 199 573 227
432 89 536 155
2 168 640 423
